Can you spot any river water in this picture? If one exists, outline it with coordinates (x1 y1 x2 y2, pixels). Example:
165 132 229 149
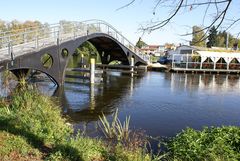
1 71 240 138
59 72 240 138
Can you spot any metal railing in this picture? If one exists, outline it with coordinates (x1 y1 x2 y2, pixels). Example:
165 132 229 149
0 20 150 63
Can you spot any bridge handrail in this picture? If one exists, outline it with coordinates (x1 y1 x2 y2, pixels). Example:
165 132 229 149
79 20 149 62
0 20 150 63
81 20 134 48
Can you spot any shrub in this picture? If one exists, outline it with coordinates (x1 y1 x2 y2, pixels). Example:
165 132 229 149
4 86 73 145
167 126 240 160
0 87 156 160
98 109 130 142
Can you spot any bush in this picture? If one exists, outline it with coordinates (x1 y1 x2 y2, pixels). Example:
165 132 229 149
167 126 240 160
1 86 72 146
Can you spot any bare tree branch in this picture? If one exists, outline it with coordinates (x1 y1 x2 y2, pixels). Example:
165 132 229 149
118 0 239 45
116 0 136 11
182 0 232 44
224 18 240 31
143 0 184 32
118 0 235 33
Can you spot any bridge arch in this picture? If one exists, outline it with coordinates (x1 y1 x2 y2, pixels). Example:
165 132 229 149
9 67 59 86
1 21 148 85
60 33 131 66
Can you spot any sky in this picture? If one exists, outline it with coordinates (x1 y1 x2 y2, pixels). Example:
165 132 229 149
1 0 239 45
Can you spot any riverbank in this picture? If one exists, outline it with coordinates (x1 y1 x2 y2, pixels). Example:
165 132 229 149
0 86 155 161
0 85 239 160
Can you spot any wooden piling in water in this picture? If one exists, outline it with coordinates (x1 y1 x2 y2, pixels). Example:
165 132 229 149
90 57 95 84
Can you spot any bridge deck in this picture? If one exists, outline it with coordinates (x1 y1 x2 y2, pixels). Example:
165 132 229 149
0 20 149 64
0 20 150 86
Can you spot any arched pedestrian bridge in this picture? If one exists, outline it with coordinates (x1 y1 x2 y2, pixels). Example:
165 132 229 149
0 20 150 86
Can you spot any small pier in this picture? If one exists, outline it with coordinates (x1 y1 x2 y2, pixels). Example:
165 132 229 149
172 68 240 74
65 64 148 84
147 63 168 71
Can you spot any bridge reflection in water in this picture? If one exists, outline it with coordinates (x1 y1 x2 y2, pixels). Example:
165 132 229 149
48 72 240 136
52 72 142 134
1 71 240 137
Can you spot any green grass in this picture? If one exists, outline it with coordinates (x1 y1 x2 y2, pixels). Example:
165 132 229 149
1 86 239 160
0 86 156 161
166 127 240 161
0 131 42 160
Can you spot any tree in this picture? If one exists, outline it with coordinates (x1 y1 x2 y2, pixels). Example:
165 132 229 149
0 20 7 48
227 34 235 48
216 31 226 47
207 26 217 48
0 20 6 32
136 37 147 48
191 26 205 47
119 1 237 39
75 41 98 57
60 20 75 33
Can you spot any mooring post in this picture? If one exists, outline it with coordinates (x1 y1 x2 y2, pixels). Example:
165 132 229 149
80 53 84 67
172 54 174 69
131 57 134 77
90 53 96 84
90 83 95 110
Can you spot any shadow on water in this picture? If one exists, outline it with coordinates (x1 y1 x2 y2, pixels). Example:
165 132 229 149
1 70 240 139
54 73 145 123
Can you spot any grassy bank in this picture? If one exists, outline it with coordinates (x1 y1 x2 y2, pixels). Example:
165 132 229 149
0 86 239 160
166 126 240 160
0 86 154 161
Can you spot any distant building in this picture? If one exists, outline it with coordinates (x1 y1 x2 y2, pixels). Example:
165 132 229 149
140 45 165 56
167 45 197 61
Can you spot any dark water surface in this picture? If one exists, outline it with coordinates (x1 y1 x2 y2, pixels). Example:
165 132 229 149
1 72 240 138
59 72 240 138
